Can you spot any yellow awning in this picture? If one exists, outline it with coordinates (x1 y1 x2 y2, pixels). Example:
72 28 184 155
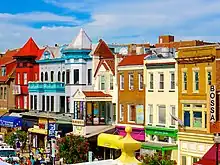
98 133 123 149
28 128 47 135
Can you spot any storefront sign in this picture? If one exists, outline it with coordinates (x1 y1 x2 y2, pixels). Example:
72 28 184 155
73 125 86 136
210 85 216 122
49 123 56 138
136 105 144 124
72 119 85 126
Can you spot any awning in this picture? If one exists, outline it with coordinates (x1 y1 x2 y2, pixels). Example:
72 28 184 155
28 128 47 135
141 142 178 151
0 116 22 128
193 144 219 165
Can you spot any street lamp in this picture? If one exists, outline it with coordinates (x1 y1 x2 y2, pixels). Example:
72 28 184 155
214 136 220 165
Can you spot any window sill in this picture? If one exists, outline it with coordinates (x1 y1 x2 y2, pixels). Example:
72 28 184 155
193 91 199 94
139 89 144 91
156 124 166 127
120 89 124 91
128 121 136 124
182 91 187 94
148 90 154 92
169 90 175 92
158 90 164 92
147 123 153 126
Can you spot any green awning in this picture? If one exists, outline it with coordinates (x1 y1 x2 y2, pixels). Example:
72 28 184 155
145 126 178 138
141 142 178 151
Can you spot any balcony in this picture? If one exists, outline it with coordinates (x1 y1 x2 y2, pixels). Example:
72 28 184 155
28 81 65 93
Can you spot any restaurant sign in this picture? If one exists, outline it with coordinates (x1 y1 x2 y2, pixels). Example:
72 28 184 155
210 85 216 123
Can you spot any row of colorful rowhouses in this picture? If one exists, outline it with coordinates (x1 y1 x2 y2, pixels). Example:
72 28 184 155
0 29 219 164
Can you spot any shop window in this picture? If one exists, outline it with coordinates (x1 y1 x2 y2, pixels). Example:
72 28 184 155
42 95 45 111
30 95 33 110
182 72 187 91
158 105 166 124
45 72 48 81
51 96 54 112
62 71 65 83
148 104 153 123
170 105 176 125
88 69 92 85
128 104 136 122
182 156 186 165
170 72 175 90
149 73 154 89
46 96 49 111
24 96 27 109
74 69 79 84
184 111 190 127
51 71 54 82
128 73 134 90
193 71 199 92
23 73 27 85
139 73 143 90
41 72 44 82
159 73 164 90
66 70 70 84
58 71 61 81
0 87 2 99
120 74 124 90
119 104 124 122
34 95 37 110
100 75 105 90
3 87 6 99
193 112 202 128
110 74 113 90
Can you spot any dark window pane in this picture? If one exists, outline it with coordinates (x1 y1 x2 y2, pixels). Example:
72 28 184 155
184 111 190 127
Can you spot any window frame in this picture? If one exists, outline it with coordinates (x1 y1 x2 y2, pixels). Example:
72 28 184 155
74 69 79 84
0 87 3 99
170 105 176 125
120 74 124 90
127 104 136 123
58 71 61 82
149 73 154 90
24 96 27 109
17 96 20 109
110 74 114 90
50 71 54 82
88 69 92 85
119 104 124 122
23 73 27 85
45 72 48 81
193 69 199 92
17 73 20 85
158 105 166 124
139 73 143 90
128 73 134 90
159 73 164 90
100 75 105 90
206 67 212 92
148 104 153 124
3 87 6 100
182 69 187 92
170 72 175 90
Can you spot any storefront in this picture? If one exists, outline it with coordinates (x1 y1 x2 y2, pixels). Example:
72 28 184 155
0 116 22 133
178 132 214 165
115 126 145 141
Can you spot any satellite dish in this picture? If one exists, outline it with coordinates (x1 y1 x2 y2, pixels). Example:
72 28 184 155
119 47 128 55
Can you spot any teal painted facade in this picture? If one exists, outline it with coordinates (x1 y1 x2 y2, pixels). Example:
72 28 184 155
28 82 65 93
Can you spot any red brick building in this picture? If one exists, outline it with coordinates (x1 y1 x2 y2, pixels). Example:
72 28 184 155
13 37 45 110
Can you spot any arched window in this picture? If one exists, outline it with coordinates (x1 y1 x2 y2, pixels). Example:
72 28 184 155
51 71 54 82
41 72 44 82
62 71 65 83
45 72 48 81
58 71 61 81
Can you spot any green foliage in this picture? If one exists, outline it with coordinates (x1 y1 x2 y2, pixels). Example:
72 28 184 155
5 130 27 151
57 135 89 164
141 152 177 165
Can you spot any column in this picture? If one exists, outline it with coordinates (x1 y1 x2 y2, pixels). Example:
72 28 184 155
55 96 59 113
37 94 41 111
45 95 47 112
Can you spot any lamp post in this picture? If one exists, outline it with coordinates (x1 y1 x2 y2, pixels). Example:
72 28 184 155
214 136 220 165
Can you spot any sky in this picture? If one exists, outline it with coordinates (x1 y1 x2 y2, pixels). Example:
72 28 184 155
1 0 220 51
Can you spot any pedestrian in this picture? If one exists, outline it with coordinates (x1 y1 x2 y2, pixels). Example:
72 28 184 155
26 157 32 165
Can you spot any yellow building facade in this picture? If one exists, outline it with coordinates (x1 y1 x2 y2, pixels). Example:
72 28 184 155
176 45 219 165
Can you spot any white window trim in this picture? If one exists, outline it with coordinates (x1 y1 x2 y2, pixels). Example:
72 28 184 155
193 69 199 93
158 105 166 125
128 74 134 90
138 73 143 90
24 96 27 109
24 73 27 85
127 104 135 123
205 67 212 92
159 73 164 90
182 70 187 93
148 104 153 124
17 73 20 85
149 73 153 90
170 71 175 90
120 74 124 90
170 105 176 126
110 74 114 90
17 96 20 109
119 104 124 122
100 75 105 90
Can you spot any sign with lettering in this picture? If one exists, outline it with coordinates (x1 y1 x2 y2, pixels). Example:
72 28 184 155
210 85 216 123
73 125 86 136
49 123 56 138
72 119 85 126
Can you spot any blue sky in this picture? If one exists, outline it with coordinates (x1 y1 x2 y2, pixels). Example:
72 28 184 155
1 0 220 51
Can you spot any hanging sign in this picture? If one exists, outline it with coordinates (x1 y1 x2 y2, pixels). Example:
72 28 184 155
210 85 216 123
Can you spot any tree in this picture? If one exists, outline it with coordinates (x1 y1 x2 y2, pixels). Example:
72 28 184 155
5 130 27 152
57 135 89 164
141 152 177 165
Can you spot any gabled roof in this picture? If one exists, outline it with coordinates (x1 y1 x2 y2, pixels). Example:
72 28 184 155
118 54 149 66
66 28 92 50
92 39 114 59
14 37 39 57
0 49 19 66
94 59 115 77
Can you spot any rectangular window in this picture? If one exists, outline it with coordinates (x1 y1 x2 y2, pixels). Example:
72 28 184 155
1 67 6 76
42 95 45 111
51 96 54 112
149 73 154 89
120 74 124 90
17 96 20 109
110 74 113 90
128 105 136 122
159 73 164 90
47 96 50 111
88 69 92 85
148 104 153 123
3 87 6 99
66 70 70 84
34 95 37 110
194 71 199 91
205 112 207 128
0 87 3 99
17 73 20 85
183 72 187 91
30 95 33 110
139 73 143 90
193 111 202 128
51 71 54 82
74 69 79 84
182 156 186 165
184 111 190 127
129 74 134 90
66 96 70 113
158 105 166 124
23 73 27 85
170 72 175 90
100 75 105 90
171 106 176 125
24 96 27 109
207 71 212 85
119 104 124 122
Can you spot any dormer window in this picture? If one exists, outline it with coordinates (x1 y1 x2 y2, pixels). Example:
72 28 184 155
44 51 50 59
1 67 6 76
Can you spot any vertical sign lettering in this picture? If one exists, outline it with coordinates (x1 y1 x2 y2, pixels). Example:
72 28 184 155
210 85 216 123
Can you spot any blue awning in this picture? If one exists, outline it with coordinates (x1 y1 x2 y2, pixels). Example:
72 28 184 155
0 116 22 128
